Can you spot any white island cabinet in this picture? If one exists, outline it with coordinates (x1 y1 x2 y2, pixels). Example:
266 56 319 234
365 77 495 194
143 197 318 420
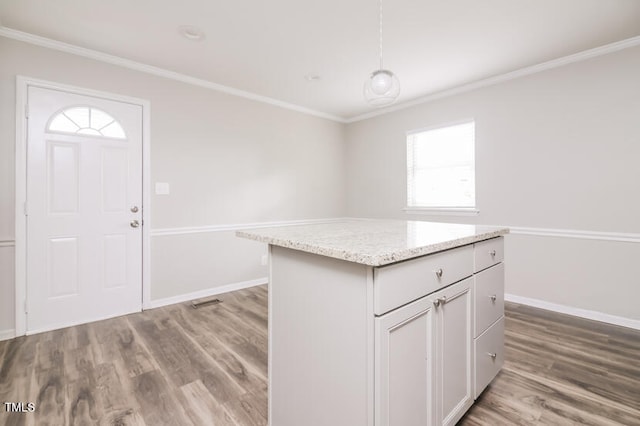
237 220 508 426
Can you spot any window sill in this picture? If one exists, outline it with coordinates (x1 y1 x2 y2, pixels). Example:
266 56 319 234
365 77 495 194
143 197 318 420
403 207 480 217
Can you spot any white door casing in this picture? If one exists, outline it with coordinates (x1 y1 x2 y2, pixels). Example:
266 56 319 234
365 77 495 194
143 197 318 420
15 78 150 335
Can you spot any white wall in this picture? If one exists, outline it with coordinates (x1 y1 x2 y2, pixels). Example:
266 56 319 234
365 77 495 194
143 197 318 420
2 33 639 337
0 36 347 335
346 46 640 323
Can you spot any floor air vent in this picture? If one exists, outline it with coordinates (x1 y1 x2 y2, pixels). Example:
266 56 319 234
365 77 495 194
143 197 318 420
190 297 222 309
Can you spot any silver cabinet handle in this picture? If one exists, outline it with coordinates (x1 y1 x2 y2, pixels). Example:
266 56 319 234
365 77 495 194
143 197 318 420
435 268 443 278
487 352 497 360
131 206 139 213
490 250 496 257
130 220 140 228
433 296 447 307
489 294 497 302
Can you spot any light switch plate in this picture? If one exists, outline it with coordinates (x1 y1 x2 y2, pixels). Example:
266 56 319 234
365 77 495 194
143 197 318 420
155 182 170 195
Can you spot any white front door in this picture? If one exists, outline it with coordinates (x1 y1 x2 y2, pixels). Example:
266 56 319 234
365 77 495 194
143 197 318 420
26 86 143 333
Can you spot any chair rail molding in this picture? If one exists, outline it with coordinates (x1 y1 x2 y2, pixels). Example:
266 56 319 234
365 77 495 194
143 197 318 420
508 226 640 243
150 217 350 237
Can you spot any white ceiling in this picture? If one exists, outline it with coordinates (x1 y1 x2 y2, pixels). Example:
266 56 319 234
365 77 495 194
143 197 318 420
2 0 640 120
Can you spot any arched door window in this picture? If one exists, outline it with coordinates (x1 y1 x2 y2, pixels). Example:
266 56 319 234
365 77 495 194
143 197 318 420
47 106 126 139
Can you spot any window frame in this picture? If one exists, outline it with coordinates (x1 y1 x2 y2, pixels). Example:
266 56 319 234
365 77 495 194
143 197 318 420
404 119 479 216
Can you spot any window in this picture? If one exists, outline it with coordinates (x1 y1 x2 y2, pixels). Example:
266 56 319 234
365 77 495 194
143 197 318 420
406 120 475 211
48 106 126 139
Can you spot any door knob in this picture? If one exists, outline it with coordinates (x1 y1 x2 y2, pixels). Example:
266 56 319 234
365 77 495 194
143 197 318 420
435 268 443 278
130 220 140 228
131 206 139 213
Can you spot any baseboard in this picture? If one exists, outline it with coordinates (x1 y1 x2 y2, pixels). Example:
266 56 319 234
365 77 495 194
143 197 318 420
144 277 268 310
0 329 16 341
505 293 640 331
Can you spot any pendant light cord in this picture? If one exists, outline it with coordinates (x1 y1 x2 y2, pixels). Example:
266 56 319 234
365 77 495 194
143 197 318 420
378 0 384 70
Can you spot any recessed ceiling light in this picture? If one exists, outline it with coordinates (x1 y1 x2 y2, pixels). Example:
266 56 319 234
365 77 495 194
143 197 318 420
179 25 205 41
304 74 321 82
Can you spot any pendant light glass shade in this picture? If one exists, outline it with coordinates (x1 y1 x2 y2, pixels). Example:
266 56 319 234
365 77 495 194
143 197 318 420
364 0 400 107
364 69 400 107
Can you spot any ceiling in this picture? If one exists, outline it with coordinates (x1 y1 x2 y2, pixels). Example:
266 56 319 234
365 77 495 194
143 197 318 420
1 0 640 120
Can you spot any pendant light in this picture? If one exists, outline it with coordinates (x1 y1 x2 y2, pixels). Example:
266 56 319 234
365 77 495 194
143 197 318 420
364 0 400 107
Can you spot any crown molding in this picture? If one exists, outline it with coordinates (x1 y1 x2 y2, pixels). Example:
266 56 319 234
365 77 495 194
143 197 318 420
3 26 639 125
0 26 347 123
346 35 640 123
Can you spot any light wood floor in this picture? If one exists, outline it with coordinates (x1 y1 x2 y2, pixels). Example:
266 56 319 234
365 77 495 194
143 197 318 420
1 285 639 425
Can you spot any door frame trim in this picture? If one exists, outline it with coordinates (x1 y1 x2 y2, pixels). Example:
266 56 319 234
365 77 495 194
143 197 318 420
14 76 152 335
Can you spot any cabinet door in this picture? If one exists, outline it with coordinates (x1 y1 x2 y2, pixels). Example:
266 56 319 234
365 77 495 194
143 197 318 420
375 297 435 426
433 277 474 426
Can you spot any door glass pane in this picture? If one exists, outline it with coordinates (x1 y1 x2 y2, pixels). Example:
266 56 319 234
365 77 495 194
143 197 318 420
101 121 126 139
47 106 126 140
49 113 80 133
90 108 115 130
64 107 90 128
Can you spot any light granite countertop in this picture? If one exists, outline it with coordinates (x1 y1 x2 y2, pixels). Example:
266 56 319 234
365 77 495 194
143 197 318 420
237 219 509 267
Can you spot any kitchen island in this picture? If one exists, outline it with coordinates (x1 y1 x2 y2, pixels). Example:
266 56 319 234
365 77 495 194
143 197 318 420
237 219 509 426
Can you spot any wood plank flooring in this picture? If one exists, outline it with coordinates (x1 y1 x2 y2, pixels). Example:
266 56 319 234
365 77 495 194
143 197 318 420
0 287 268 426
460 304 640 426
1 285 639 425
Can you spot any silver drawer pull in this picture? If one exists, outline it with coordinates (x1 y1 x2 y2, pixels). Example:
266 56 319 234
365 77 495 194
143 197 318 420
487 352 497 360
435 268 443 278
489 250 497 257
489 294 497 302
432 296 446 308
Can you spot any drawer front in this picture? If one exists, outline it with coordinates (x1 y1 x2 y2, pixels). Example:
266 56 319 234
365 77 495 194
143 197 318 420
474 263 505 337
474 316 504 399
474 237 504 272
374 245 473 315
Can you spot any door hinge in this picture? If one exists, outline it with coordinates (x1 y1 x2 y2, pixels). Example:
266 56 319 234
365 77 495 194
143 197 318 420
25 104 29 119
24 299 28 314
23 202 28 216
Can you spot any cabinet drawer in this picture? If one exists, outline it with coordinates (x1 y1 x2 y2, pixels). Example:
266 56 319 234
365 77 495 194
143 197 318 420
474 316 504 399
474 237 503 272
474 263 505 337
374 245 473 315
